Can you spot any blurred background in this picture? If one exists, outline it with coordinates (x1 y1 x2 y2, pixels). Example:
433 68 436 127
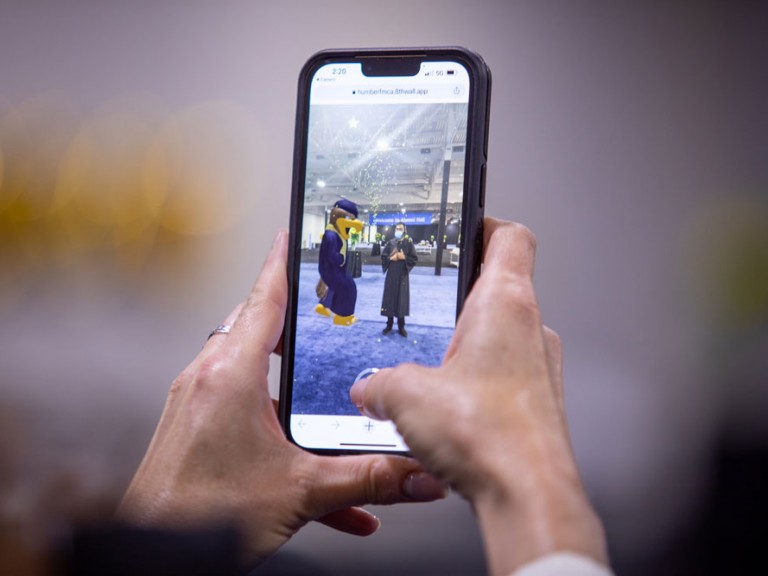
1 1 766 574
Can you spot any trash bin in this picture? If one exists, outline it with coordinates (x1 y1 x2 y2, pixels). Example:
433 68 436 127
345 250 362 278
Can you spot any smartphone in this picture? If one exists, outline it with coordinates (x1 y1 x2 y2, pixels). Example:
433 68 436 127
279 47 491 454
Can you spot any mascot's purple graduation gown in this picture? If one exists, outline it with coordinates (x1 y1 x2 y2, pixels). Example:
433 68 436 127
318 225 356 317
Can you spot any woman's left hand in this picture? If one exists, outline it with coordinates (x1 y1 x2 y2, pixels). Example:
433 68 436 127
117 230 446 565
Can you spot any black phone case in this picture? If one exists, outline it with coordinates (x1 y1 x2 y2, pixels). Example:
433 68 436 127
279 47 492 455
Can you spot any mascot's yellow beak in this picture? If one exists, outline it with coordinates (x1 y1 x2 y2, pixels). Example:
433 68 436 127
336 217 363 241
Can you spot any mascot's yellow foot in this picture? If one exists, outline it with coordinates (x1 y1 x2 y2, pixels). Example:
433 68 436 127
314 304 332 317
333 314 357 326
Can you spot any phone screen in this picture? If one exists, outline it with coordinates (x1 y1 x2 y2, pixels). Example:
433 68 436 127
286 56 479 452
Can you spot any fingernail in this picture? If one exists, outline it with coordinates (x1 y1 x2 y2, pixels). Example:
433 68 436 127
370 513 381 532
402 472 448 502
350 371 388 419
349 378 367 411
269 229 286 252
348 509 381 535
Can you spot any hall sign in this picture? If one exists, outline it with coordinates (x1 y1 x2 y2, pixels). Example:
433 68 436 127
369 212 433 226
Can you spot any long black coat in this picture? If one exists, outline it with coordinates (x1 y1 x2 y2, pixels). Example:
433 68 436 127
380 237 418 318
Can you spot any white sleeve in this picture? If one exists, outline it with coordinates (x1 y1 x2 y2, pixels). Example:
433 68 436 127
510 552 614 576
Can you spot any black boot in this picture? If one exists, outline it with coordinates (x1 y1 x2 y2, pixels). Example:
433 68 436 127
397 319 407 337
382 318 394 335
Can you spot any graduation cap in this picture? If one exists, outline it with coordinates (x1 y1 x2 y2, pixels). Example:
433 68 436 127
334 198 359 218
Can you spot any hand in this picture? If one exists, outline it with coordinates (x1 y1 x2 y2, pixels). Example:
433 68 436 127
117 230 446 566
315 278 328 300
350 218 607 575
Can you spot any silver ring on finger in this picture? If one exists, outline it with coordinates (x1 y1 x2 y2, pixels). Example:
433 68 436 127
207 324 231 341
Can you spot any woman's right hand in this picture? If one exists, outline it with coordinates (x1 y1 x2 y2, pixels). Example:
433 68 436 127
351 218 608 576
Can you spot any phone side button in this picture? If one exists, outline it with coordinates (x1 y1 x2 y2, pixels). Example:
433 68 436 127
479 163 487 208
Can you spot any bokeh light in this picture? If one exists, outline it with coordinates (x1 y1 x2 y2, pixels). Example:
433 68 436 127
684 194 768 332
0 95 266 310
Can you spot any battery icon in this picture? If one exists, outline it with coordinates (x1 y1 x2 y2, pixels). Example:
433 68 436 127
447 70 455 75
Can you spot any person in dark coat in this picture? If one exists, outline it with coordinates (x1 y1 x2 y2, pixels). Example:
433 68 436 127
315 199 363 326
381 222 418 336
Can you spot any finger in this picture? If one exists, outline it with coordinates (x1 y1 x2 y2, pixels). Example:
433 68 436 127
542 326 573 447
129 297 248 486
316 507 380 537
224 229 289 377
350 364 430 423
273 333 283 357
201 302 244 355
542 326 564 411
176 301 244 387
156 301 245 437
446 220 542 364
349 365 455 474
481 217 537 279
350 369 389 420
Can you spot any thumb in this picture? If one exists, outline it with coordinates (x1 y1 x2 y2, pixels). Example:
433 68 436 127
301 455 446 522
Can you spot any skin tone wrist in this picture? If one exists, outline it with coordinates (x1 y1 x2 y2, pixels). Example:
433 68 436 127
471 435 608 576
476 485 606 576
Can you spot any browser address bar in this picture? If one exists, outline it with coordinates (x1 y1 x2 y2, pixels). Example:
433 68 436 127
311 83 468 105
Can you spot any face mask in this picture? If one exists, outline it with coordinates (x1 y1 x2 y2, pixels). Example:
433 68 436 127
394 230 404 239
